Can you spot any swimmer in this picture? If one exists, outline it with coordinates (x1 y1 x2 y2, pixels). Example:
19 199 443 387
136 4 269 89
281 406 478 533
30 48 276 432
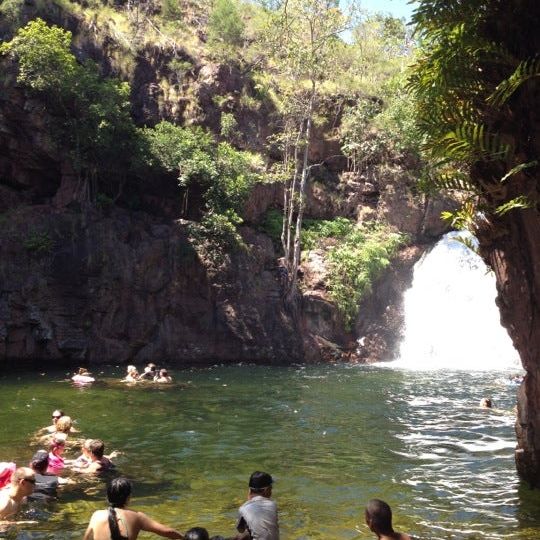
124 365 140 383
0 467 35 520
65 438 93 468
72 367 96 384
82 477 184 540
72 439 113 474
37 409 64 435
139 363 157 380
154 369 172 383
480 398 493 409
365 499 412 540
47 434 67 474
185 528 209 540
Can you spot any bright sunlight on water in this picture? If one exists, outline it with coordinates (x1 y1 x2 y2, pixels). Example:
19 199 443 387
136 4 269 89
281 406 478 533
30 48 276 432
1 364 540 540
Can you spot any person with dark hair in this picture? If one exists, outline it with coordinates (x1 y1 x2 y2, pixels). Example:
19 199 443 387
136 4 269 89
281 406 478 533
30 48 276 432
365 499 412 540
74 439 113 474
139 363 157 381
184 527 210 540
83 477 184 540
234 471 279 540
154 369 172 383
29 450 59 500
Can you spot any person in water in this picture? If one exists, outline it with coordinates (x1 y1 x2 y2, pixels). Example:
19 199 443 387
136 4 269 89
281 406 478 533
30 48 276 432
38 410 64 434
154 369 172 383
47 434 67 474
73 439 113 474
82 477 184 540
139 363 157 381
124 366 140 382
365 499 412 540
235 471 279 540
480 398 493 408
185 528 209 540
0 467 35 520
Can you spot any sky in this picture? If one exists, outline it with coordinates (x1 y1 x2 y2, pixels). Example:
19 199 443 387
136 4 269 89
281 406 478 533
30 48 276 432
358 0 417 22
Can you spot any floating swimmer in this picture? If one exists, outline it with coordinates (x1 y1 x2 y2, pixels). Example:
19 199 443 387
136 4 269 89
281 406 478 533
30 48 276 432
72 368 95 384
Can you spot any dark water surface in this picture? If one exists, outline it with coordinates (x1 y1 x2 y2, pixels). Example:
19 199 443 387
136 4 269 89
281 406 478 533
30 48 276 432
1 364 540 539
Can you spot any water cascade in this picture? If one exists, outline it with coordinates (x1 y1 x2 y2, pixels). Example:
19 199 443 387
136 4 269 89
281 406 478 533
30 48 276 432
395 231 520 370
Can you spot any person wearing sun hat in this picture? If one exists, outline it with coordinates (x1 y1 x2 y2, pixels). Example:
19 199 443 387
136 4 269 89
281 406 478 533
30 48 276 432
235 471 279 540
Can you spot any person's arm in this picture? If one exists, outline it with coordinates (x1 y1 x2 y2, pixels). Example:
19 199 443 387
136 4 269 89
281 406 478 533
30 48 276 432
138 512 184 539
83 512 97 540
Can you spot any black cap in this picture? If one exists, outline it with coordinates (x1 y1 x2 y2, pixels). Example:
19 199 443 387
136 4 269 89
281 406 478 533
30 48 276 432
248 471 273 489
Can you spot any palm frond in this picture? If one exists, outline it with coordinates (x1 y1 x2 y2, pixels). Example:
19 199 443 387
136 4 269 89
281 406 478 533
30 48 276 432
488 56 540 107
494 195 532 216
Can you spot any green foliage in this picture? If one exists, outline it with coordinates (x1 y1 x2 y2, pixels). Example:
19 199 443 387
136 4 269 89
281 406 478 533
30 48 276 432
168 57 193 82
0 0 24 27
259 208 284 246
1 19 139 189
23 231 53 253
408 0 539 231
207 0 245 59
220 112 238 139
302 217 355 250
302 219 407 329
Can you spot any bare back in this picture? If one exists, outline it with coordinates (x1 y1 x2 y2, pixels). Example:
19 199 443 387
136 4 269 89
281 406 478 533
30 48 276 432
83 508 183 540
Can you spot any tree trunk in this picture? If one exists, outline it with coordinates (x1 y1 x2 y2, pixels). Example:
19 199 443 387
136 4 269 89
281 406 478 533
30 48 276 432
478 202 540 486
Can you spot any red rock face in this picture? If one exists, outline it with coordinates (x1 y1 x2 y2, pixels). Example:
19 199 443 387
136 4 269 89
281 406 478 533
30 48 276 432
479 207 540 486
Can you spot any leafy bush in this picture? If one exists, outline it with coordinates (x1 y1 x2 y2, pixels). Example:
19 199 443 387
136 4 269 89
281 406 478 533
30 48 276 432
207 0 245 59
220 112 238 139
300 218 408 329
326 224 407 329
24 231 53 253
1 19 139 192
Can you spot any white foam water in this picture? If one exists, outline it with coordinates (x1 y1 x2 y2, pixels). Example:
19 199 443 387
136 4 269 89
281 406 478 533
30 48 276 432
393 231 521 371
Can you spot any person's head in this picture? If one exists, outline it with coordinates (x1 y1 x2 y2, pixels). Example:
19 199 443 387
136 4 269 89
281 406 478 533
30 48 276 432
107 477 132 508
185 527 210 540
480 397 493 408
365 499 394 535
56 415 73 433
31 450 49 474
78 367 90 375
248 471 273 497
127 365 136 374
51 410 64 424
147 363 156 371
89 439 105 459
11 467 35 496
82 438 94 457
50 433 67 455
159 369 168 378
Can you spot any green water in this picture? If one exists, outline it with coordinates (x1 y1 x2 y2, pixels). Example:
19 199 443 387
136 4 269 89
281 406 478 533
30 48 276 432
1 364 540 539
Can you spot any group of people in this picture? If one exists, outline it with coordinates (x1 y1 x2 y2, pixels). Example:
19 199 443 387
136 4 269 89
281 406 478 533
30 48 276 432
123 363 173 383
0 408 118 521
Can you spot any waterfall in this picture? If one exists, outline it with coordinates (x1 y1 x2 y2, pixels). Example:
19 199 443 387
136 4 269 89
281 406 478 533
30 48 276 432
393 231 521 370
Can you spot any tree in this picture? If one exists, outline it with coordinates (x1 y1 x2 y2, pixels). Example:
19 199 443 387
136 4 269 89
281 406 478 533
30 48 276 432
263 0 355 301
408 0 540 485
1 19 139 204
207 0 246 59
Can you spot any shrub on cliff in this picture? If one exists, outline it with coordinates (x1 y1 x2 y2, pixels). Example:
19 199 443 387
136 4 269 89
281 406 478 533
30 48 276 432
0 18 139 200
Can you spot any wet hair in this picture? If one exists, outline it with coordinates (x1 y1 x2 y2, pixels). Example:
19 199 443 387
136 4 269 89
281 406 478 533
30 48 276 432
107 478 131 540
365 499 393 534
31 450 49 473
185 527 210 540
56 416 73 433
89 439 105 459
480 397 493 408
159 369 168 377
50 434 67 452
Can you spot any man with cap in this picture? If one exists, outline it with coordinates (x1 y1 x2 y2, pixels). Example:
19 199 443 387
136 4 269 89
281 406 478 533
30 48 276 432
0 467 35 519
235 471 279 540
